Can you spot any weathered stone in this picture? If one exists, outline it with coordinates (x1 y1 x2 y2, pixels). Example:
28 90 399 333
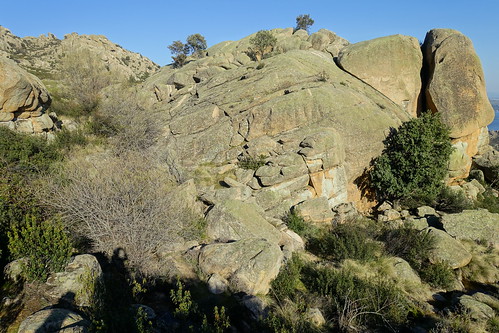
457 295 495 320
423 29 494 138
441 209 499 246
385 257 421 285
306 307 326 327
46 254 103 307
206 199 281 243
18 308 90 333
299 128 345 169
383 209 401 221
461 179 485 200
235 168 254 184
198 238 283 295
337 34 422 116
425 227 472 269
377 201 392 212
169 103 222 135
294 197 334 224
0 112 13 121
0 56 51 114
448 141 471 180
223 176 246 188
416 206 436 217
31 113 54 133
473 149 499 184
207 273 228 294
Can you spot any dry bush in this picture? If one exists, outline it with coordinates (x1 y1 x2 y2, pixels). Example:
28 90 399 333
95 86 163 154
42 151 199 274
59 49 113 114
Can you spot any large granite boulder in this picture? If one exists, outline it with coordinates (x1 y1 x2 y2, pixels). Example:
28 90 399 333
441 209 499 246
205 199 282 244
18 308 90 333
337 34 423 117
423 29 494 139
198 238 283 295
0 56 54 132
425 227 472 269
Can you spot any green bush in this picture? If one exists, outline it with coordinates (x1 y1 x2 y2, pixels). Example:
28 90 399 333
0 127 60 261
436 187 473 213
249 30 277 61
302 266 408 330
271 255 304 301
0 127 60 173
419 261 455 289
8 216 72 281
474 189 499 213
52 129 88 152
370 112 453 206
283 210 319 239
238 155 266 170
308 224 381 262
382 227 434 270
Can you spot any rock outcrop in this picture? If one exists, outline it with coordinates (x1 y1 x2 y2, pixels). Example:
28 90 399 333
0 56 54 133
337 34 423 117
144 47 410 213
423 29 494 179
0 26 159 81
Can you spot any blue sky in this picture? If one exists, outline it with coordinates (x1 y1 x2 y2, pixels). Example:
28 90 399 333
2 0 499 97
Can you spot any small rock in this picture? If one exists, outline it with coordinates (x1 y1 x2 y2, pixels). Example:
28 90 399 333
377 201 393 212
241 295 268 320
416 206 436 217
384 209 401 221
469 169 485 183
207 273 228 294
306 307 326 327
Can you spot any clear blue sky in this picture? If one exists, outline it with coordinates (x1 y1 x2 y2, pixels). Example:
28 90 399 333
2 0 498 97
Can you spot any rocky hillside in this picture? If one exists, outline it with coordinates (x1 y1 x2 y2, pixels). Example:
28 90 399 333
136 27 493 213
0 26 159 81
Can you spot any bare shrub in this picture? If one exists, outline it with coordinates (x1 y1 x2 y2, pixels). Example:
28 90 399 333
42 151 199 274
59 49 113 114
95 86 163 154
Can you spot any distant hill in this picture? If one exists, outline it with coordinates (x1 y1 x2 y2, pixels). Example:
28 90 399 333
0 26 159 81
